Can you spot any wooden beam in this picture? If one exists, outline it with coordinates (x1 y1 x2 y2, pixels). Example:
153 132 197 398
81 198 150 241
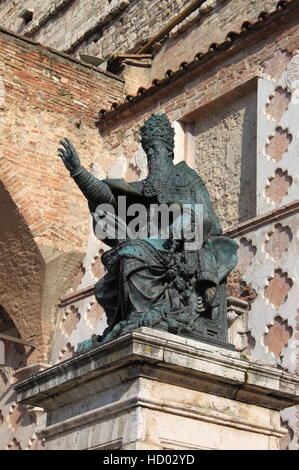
58 285 95 308
0 333 35 349
113 54 153 59
123 59 152 67
137 0 208 54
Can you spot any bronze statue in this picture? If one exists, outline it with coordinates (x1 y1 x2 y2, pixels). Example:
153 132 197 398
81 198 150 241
58 114 238 348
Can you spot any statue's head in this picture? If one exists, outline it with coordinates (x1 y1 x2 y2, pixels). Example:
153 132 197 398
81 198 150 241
140 113 175 161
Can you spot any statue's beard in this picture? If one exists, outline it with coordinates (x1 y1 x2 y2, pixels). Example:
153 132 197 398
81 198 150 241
143 157 170 196
147 158 169 181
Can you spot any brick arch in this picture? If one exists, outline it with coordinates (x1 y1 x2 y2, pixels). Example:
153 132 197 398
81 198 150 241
0 176 45 363
0 159 86 363
0 158 47 240
0 148 88 252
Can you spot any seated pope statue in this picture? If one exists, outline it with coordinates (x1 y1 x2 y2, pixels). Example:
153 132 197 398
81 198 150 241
58 114 238 345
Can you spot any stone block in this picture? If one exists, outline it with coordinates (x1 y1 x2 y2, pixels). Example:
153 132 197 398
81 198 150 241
14 328 299 450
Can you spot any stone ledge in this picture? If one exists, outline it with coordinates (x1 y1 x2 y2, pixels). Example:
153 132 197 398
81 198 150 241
14 328 299 412
14 362 51 382
40 393 284 442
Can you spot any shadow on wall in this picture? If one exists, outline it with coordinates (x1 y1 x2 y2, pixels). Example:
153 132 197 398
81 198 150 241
239 89 257 223
0 178 44 363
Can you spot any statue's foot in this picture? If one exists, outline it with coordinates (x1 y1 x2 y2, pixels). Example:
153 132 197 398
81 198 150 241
98 319 137 344
137 307 162 328
99 323 122 344
166 318 180 334
98 305 166 345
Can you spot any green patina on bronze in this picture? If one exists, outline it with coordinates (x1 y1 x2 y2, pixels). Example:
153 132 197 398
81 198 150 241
58 113 238 351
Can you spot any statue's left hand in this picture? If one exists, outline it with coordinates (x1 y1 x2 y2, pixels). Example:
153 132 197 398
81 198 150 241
58 138 81 172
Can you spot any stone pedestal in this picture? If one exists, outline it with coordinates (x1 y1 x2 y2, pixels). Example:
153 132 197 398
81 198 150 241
14 328 299 450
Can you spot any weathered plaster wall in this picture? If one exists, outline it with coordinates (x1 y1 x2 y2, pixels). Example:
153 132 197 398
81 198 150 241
194 86 257 229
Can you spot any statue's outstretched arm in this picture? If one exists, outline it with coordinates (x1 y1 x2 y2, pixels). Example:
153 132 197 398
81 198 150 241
58 138 116 206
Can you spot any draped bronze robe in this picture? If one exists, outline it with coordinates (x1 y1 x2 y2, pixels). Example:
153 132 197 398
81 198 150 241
71 161 238 332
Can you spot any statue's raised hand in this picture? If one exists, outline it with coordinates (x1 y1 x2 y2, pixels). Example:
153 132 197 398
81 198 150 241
58 138 81 172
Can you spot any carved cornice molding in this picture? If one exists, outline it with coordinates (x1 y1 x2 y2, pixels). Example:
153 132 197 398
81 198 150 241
14 328 299 412
224 200 299 238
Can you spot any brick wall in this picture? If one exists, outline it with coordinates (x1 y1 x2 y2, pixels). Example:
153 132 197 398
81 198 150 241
0 28 123 251
0 25 123 450
0 1 286 96
0 1 292 92
0 27 124 362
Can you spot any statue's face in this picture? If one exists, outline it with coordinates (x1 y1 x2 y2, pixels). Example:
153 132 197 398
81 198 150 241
145 139 170 162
